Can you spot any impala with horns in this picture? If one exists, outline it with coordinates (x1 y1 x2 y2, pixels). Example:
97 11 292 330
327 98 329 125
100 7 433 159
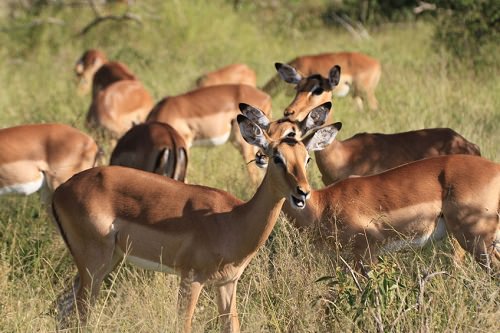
146 84 272 185
110 122 188 182
51 107 339 332
241 108 499 275
244 103 481 185
75 49 154 138
0 123 99 203
263 52 381 114
196 63 257 88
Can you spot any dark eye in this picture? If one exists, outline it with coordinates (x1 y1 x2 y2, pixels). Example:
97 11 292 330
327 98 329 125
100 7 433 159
287 131 296 138
306 157 312 165
273 156 284 165
312 87 324 95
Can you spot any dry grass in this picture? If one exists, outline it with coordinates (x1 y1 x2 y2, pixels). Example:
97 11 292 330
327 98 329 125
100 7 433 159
0 1 499 332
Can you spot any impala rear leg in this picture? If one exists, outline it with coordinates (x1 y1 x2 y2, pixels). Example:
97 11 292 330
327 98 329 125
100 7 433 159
216 280 240 333
177 272 205 333
57 239 120 328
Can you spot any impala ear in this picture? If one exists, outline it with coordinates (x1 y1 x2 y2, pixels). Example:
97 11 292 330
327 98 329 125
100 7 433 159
275 63 302 84
237 114 269 151
239 103 270 130
328 65 341 89
299 102 332 135
302 122 342 151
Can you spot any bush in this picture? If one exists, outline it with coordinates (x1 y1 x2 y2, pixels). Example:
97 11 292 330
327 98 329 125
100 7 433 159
433 0 499 69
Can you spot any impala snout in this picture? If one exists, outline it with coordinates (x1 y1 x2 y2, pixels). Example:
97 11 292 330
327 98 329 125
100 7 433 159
290 185 311 209
255 150 268 169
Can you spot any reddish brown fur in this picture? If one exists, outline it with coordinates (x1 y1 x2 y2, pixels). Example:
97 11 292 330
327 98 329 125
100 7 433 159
110 122 188 182
196 63 257 88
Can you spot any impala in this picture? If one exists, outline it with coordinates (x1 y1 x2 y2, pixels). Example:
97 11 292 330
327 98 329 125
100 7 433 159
245 104 481 185
282 154 500 274
75 49 154 138
51 106 339 332
0 123 99 203
110 121 188 182
196 63 257 88
146 84 272 185
75 49 136 97
241 109 499 274
263 52 381 114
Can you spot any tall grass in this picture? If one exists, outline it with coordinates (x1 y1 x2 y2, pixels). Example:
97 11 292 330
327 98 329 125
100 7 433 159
0 1 499 332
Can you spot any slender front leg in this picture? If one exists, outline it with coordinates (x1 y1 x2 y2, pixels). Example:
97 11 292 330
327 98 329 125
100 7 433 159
178 273 204 333
216 280 240 333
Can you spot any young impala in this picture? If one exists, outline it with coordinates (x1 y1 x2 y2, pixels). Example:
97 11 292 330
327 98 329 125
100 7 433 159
196 63 257 88
110 122 188 182
146 84 272 185
0 123 99 203
75 49 154 138
263 52 381 112
241 108 499 274
51 105 339 332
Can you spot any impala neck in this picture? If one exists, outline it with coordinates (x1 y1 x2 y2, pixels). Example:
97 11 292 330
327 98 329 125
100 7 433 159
230 172 286 258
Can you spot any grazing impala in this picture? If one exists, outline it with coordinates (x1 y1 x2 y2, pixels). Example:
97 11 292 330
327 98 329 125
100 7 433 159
146 84 272 185
241 109 499 274
110 122 188 182
0 124 99 203
263 52 381 114
244 104 481 185
196 63 257 88
75 49 154 138
51 107 339 332
74 49 136 97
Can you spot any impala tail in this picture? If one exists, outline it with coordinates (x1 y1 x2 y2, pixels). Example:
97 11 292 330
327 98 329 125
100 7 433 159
153 146 188 182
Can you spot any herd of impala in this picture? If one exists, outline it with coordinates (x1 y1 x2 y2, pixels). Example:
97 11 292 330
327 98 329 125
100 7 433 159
0 49 498 332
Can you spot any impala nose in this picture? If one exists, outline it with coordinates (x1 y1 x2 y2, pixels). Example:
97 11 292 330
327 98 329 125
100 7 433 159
284 108 294 117
297 186 310 198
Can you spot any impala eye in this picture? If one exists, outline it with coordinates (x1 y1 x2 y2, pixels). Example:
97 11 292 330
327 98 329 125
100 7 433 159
312 87 324 95
306 157 312 165
287 131 296 138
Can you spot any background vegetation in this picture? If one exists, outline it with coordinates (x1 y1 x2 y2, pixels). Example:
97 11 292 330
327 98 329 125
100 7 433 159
0 1 498 332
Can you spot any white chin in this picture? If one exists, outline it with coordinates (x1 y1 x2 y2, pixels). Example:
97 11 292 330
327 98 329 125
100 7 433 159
290 195 306 210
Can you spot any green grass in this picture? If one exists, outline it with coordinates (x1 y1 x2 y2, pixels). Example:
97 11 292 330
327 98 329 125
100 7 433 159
0 1 499 332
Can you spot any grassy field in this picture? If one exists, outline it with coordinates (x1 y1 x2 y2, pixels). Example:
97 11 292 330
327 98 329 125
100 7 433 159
0 1 499 332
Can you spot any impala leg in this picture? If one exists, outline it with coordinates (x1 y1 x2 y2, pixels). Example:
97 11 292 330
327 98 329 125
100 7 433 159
450 236 467 266
57 240 119 328
216 280 240 333
178 274 204 333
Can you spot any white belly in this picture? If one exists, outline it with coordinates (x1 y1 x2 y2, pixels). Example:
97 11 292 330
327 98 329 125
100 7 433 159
0 172 44 196
115 246 178 275
192 132 231 147
381 216 448 253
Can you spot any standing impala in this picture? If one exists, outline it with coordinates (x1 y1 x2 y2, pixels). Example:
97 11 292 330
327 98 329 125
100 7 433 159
0 123 99 203
196 63 257 88
110 122 188 182
263 52 381 115
245 103 481 185
241 108 499 274
146 84 272 185
75 49 154 138
51 106 339 332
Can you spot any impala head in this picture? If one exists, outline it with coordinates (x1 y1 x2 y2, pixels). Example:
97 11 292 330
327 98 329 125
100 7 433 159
240 102 334 169
75 49 107 93
238 104 340 209
275 62 341 121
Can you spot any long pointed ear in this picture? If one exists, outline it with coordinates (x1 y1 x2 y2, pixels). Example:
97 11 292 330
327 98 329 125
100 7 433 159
302 122 342 151
275 63 302 84
328 65 341 89
237 114 270 152
239 103 270 130
298 102 332 135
